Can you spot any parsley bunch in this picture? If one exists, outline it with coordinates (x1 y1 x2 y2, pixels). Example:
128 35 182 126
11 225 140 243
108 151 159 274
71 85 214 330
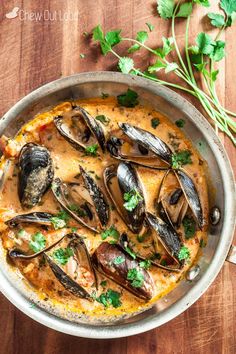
93 0 236 145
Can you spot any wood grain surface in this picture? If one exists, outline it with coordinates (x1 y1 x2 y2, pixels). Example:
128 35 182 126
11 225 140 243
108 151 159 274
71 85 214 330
0 1 235 353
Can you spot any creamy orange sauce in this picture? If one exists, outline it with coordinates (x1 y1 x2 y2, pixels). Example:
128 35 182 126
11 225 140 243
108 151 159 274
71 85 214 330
0 97 209 317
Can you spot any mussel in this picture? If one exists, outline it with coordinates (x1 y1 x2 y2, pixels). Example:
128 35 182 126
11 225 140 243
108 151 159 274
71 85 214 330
6 212 53 228
92 242 154 300
106 123 172 169
45 233 97 299
51 166 109 233
18 143 54 208
174 169 203 229
146 212 183 265
156 171 188 228
104 162 145 234
54 106 106 153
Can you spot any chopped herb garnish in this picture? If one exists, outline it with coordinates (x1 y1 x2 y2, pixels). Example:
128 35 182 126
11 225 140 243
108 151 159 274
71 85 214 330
71 227 78 233
29 232 46 253
80 53 85 58
95 114 110 125
172 150 192 168
124 246 136 259
52 247 74 265
100 280 107 287
160 259 167 266
139 259 151 269
182 216 196 239
151 118 160 129
18 229 26 238
127 268 144 288
123 189 143 211
50 210 70 230
117 88 139 107
113 256 125 265
101 225 120 240
101 92 109 99
85 144 99 156
178 246 190 261
96 289 122 308
69 204 86 217
175 119 186 128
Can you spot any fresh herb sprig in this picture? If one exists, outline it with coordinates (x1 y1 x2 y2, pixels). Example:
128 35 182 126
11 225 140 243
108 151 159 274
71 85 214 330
92 0 236 145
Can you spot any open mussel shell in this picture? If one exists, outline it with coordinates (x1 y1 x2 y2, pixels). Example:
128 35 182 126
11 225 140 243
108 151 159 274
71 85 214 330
5 212 53 228
146 212 183 265
18 143 54 208
45 233 97 299
103 162 145 234
8 234 65 260
174 169 203 229
117 123 173 165
157 171 188 228
92 242 154 300
54 105 106 152
51 169 109 233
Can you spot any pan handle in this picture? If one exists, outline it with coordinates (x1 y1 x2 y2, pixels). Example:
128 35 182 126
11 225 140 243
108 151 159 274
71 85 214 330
226 245 236 265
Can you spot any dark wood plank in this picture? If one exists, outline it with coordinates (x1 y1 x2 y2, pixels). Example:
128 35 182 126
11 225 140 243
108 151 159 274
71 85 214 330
0 1 235 353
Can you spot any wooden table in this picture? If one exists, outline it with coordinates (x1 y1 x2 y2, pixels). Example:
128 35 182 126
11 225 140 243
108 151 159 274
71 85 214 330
0 1 235 353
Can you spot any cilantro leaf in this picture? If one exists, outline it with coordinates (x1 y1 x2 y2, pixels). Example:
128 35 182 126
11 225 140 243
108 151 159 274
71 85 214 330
210 40 225 62
50 217 66 230
127 268 144 288
113 256 125 265
29 232 46 253
52 247 74 265
105 30 122 47
151 118 160 129
95 114 110 125
175 119 185 128
101 226 120 241
128 31 149 53
85 144 99 156
157 0 175 20
92 24 104 41
155 37 174 58
165 62 179 73
182 216 196 239
123 189 143 211
171 150 192 168
118 57 134 74
124 246 136 259
117 88 139 107
96 289 122 308
176 2 193 18
178 246 190 261
208 13 226 28
146 22 154 32
92 26 121 55
193 0 210 7
220 0 236 16
148 60 166 73
196 32 215 55
139 259 151 269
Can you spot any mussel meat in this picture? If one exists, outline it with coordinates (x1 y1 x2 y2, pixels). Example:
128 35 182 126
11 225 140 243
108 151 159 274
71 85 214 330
45 233 97 299
103 162 145 234
18 143 54 208
54 106 106 153
51 166 109 233
92 242 154 300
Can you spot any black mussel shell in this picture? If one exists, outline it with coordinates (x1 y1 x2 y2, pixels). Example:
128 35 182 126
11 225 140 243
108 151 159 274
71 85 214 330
92 242 154 300
51 171 109 233
79 166 109 228
45 233 97 299
119 123 173 165
6 212 53 228
54 106 106 152
18 143 54 208
103 162 145 234
146 212 183 264
174 169 204 229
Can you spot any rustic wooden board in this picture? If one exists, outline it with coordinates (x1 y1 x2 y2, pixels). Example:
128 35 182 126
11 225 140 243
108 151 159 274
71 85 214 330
0 1 235 353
